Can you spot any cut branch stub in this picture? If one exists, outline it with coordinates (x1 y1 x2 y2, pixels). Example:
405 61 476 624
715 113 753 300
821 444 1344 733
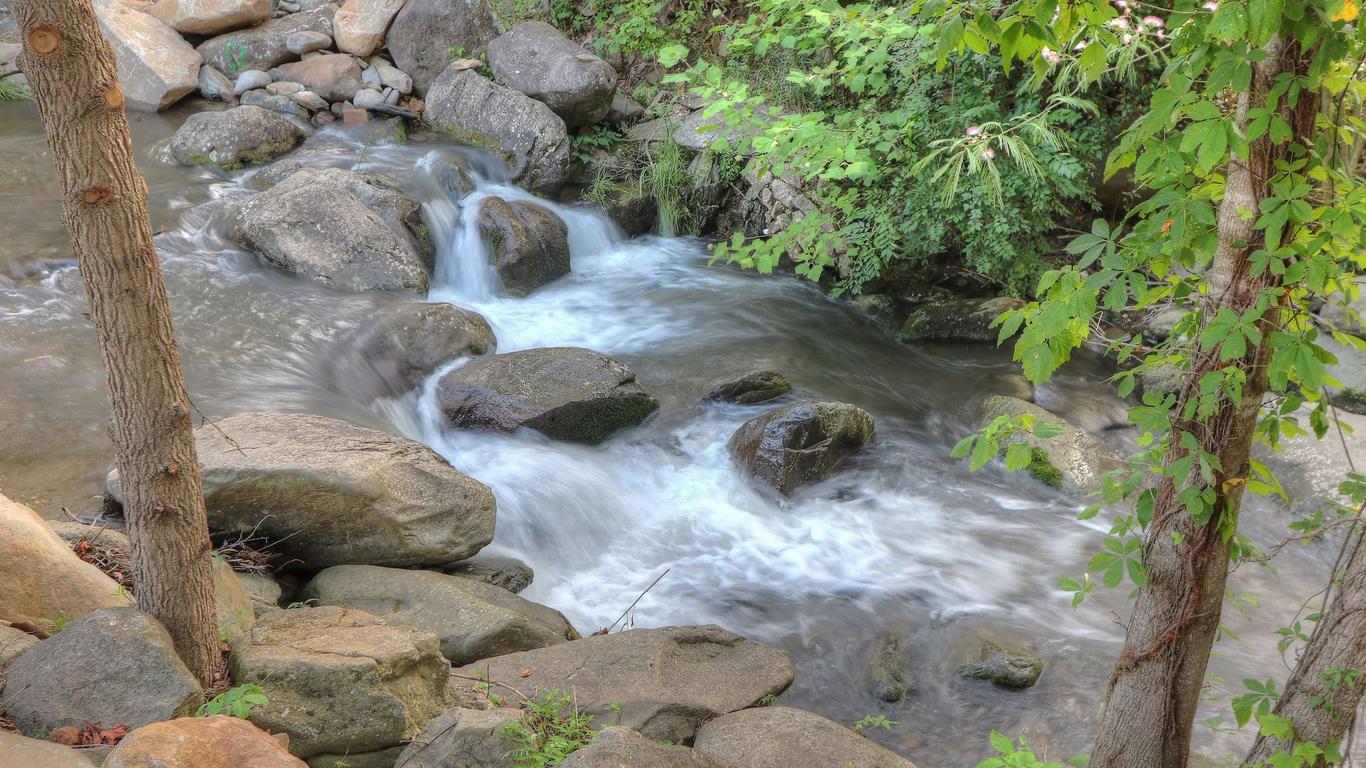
27 25 59 56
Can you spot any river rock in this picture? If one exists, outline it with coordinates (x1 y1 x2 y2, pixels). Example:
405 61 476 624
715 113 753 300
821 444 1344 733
353 86 385 108
425 69 571 196
869 633 906 703
268 166 430 260
238 573 283 613
563 727 741 768
302 565 577 665
149 0 272 35
230 168 428 291
956 639 1044 689
693 706 916 768
387 0 499 94
292 89 328 110
486 21 616 129
0 495 129 627
477 197 570 296
287 30 332 55
335 301 496 397
198 5 337 73
2 607 203 734
707 370 791 405
372 61 412 93
395 706 518 768
230 607 451 759
436 347 659 444
0 731 96 768
898 296 1025 343
443 554 533 594
103 716 306 768
198 64 234 100
107 413 496 568
93 0 201 112
332 0 405 57
978 395 1120 494
234 67 272 93
267 80 303 95
728 401 875 495
170 105 306 169
0 623 38 678
452 625 795 743
274 52 364 101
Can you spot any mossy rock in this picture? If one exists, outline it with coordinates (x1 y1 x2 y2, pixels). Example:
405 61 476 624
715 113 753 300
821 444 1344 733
979 395 1120 495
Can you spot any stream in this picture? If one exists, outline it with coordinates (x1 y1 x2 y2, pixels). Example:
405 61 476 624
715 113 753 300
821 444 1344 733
0 102 1349 766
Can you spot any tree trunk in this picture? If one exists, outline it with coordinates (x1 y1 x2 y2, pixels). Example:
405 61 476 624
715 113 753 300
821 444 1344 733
1244 527 1366 766
15 0 221 684
1090 37 1319 768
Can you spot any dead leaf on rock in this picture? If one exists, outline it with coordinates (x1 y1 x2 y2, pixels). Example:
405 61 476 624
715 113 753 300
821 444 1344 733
48 726 80 745
519 667 534 678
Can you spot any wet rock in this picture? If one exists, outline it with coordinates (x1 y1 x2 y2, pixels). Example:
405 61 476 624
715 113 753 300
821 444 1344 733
230 607 451 759
198 5 337 73
268 166 429 254
443 554 534 594
437 347 659 444
1139 305 1187 343
387 0 499 95
275 52 363 102
563 727 740 768
0 623 38 679
453 625 794 743
3 607 203 734
869 634 906 703
334 301 495 397
898 296 1026 343
728 401 875 496
707 370 792 405
694 706 916 768
93 0 201 112
982 371 1035 403
102 716 306 768
425 69 571 196
149 0 272 35
978 395 1120 494
0 731 97 768
170 105 306 169
486 21 616 129
302 564 578 664
0 494 130 628
287 30 332 54
198 64 234 100
477 197 570 296
957 641 1044 689
332 0 405 57
395 706 519 768
108 413 497 569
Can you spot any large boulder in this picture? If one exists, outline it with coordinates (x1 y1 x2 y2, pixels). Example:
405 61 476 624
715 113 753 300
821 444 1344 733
230 168 428 292
387 0 499 95
0 731 96 768
693 707 916 768
728 401 875 495
486 21 616 129
3 608 203 734
452 625 795 743
425 69 570 196
170 105 306 169
103 716 306 768
707 370 791 405
198 5 337 73
898 296 1025 343
107 413 496 569
477 197 570 296
564 727 742 768
332 301 496 398
93 0 201 112
230 607 451 760
265 167 431 262
978 395 1121 494
332 0 405 57
302 565 577 665
274 53 364 102
395 706 519 768
149 0 272 35
0 495 130 627
436 347 659 444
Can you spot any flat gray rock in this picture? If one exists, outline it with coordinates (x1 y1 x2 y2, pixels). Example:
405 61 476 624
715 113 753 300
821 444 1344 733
395 706 518 768
694 706 917 768
170 105 306 169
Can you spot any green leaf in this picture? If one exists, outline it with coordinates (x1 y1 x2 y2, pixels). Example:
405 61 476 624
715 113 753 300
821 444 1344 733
989 731 1014 756
657 44 689 68
1004 442 1033 471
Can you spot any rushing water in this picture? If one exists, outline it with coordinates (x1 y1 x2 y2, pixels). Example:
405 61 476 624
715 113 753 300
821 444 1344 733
0 100 1351 765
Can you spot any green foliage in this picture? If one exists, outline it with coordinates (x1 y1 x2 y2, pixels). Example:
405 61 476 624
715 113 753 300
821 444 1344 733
501 690 598 768
0 76 29 103
642 133 691 236
977 732 1086 767
197 683 269 718
1026 447 1062 488
852 714 897 735
38 616 71 634
222 38 250 77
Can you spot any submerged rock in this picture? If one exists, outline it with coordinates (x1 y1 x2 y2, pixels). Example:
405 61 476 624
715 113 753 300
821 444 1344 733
103 716 306 768
454 625 794 743
956 640 1044 689
898 296 1025 344
0 731 97 768
728 401 874 495
486 21 616 129
94 0 201 112
563 727 741 768
198 5 338 73
3 608 203 734
387 0 500 95
978 395 1120 494
868 633 907 703
333 301 496 397
707 370 792 405
437 347 659 444
477 197 570 296
395 706 519 768
694 706 917 768
170 105 306 169
230 607 451 760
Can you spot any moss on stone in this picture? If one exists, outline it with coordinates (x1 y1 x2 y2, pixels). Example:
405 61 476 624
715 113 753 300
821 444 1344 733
1027 446 1063 488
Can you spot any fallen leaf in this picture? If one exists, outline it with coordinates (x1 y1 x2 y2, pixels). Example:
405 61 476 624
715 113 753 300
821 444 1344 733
519 667 534 678
48 726 81 745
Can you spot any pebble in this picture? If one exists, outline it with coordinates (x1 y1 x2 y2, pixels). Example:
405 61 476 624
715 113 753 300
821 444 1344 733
234 69 272 94
373 63 412 95
361 67 382 88
266 81 304 96
286 31 331 55
352 88 384 109
239 89 269 107
291 90 328 111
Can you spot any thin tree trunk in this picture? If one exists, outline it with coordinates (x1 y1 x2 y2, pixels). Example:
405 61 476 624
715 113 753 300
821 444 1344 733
1244 526 1366 766
1091 38 1319 768
15 0 221 684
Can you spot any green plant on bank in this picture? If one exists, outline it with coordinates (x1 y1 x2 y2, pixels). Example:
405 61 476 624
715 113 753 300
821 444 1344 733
38 616 70 634
852 714 897 735
572 124 625 163
222 38 250 77
501 690 597 768
977 732 1086 768
642 132 691 236
0 73 29 102
197 683 268 718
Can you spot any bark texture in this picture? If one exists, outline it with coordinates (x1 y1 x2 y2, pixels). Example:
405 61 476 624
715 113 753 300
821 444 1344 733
1090 38 1319 768
15 0 221 684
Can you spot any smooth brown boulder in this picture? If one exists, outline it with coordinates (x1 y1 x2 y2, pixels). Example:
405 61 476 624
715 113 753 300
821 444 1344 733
102 716 307 768
0 731 97 768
